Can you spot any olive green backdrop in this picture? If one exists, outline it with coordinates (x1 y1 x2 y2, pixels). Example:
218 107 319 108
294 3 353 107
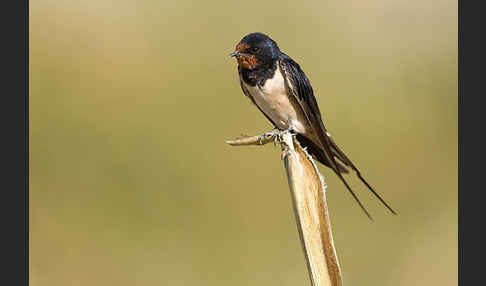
30 0 457 285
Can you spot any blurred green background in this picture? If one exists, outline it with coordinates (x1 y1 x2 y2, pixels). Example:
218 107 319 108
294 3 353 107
30 0 457 285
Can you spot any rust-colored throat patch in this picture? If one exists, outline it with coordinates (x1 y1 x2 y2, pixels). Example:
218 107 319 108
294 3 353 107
235 42 259 70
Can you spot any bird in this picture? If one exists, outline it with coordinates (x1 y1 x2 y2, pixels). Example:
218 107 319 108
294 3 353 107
229 32 396 220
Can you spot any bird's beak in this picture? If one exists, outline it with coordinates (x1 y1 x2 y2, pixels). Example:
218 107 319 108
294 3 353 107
228 52 241 58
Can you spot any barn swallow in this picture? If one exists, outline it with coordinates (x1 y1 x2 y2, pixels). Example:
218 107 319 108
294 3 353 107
229 32 396 220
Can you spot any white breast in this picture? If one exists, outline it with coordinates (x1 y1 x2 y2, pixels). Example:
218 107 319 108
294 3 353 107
242 65 310 136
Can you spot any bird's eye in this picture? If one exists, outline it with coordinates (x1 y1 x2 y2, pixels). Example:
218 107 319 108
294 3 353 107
251 47 259 53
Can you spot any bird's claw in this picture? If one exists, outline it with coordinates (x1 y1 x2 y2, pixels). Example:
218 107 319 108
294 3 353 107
258 131 276 145
257 128 294 145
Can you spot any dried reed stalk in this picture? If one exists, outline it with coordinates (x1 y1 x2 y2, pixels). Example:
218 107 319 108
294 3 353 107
227 132 343 286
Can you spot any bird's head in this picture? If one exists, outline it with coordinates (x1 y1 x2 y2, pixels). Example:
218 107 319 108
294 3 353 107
229 32 280 70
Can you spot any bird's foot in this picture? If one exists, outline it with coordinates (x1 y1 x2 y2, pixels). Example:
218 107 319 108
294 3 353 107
258 130 278 145
257 128 294 146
